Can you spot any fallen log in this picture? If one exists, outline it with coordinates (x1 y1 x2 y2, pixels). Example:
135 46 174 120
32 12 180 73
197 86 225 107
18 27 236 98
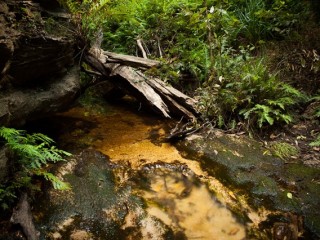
84 48 199 120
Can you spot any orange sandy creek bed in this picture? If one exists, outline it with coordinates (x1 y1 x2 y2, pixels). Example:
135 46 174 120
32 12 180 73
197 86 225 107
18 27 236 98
47 103 256 240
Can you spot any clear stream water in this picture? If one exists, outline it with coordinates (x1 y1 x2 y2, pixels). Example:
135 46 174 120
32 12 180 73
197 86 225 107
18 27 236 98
32 101 246 239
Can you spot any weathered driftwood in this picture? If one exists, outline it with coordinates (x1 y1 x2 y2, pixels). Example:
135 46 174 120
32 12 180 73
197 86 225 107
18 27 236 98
136 39 148 59
103 51 159 69
165 121 210 142
11 193 39 240
84 48 199 120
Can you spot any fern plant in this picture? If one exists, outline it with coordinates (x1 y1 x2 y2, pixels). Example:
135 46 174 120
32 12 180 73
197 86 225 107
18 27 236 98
0 127 71 209
198 53 306 129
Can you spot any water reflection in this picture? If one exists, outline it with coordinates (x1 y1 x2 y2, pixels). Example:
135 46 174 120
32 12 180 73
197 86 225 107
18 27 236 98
136 167 245 240
32 103 246 239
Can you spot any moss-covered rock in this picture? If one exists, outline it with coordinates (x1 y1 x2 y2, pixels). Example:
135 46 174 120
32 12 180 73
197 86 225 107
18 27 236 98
176 131 320 239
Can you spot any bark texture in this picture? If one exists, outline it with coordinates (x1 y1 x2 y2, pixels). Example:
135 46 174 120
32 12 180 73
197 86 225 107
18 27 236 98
85 48 199 120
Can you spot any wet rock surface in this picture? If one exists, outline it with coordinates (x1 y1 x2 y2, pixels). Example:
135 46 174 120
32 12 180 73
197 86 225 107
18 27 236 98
176 131 320 239
33 149 245 240
33 149 135 239
33 149 170 240
0 66 80 126
18 101 318 239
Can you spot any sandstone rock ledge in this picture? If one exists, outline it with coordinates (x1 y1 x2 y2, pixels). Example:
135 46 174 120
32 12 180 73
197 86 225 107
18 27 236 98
0 0 79 127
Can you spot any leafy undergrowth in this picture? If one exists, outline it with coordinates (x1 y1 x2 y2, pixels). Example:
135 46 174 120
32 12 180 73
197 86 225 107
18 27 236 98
256 21 320 168
261 118 320 168
57 0 320 166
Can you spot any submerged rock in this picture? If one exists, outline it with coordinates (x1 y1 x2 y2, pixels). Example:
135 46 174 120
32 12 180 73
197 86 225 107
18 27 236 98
33 150 246 240
33 150 173 239
134 162 246 240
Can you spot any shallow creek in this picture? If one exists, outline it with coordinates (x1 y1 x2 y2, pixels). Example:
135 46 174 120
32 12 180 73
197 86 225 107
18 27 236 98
32 102 248 239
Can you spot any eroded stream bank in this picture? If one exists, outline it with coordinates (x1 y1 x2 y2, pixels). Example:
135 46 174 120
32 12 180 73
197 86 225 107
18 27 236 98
28 98 320 239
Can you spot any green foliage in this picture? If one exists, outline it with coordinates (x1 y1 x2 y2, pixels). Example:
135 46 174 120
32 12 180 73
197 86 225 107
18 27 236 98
98 0 307 86
0 127 71 169
310 94 320 118
310 135 320 147
57 0 111 44
197 52 306 128
235 0 305 43
236 0 269 42
0 127 71 209
58 0 309 130
56 0 308 88
103 0 210 81
267 141 299 160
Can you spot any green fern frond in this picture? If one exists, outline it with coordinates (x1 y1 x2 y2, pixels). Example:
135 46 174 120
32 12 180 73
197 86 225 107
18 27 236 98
279 114 293 124
311 95 320 101
282 83 308 100
35 171 71 190
11 143 44 161
255 104 274 127
0 127 72 209
239 107 254 119
0 127 25 143
29 133 55 145
267 97 296 110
